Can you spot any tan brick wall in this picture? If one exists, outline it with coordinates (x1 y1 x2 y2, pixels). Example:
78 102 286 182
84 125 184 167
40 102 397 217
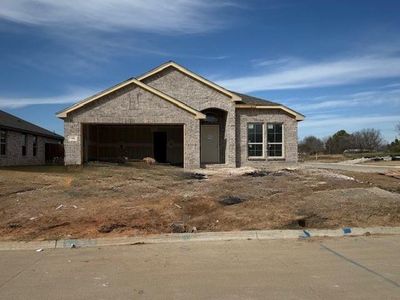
64 84 201 168
0 130 60 166
143 67 236 167
63 66 300 169
236 108 298 167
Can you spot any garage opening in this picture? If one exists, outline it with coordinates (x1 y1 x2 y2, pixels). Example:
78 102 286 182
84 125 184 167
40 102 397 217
82 124 184 166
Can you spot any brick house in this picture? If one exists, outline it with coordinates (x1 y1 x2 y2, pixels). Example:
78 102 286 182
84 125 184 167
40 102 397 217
0 110 64 166
57 61 304 168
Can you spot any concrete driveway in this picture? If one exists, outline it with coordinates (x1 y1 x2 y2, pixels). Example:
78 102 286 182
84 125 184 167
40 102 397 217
0 235 399 299
302 161 400 173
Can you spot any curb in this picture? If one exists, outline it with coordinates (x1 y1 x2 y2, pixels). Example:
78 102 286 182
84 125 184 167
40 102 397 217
1 226 399 251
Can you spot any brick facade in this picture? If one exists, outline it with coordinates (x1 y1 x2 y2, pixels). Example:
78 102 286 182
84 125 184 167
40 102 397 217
62 65 300 169
142 67 237 167
64 84 201 168
236 109 298 167
0 130 61 166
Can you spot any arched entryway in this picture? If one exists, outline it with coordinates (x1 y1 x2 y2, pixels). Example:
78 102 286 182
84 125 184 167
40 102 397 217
200 108 227 165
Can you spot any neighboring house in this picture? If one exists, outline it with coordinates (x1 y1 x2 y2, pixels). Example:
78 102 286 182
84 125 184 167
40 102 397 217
0 110 64 166
57 61 304 168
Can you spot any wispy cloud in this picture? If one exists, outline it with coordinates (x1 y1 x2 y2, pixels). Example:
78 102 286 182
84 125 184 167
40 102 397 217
0 0 233 34
301 115 400 128
0 88 94 108
293 88 400 112
218 55 400 92
299 114 400 142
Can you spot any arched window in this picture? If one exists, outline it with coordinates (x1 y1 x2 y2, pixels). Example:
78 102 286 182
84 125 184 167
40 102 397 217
205 113 219 124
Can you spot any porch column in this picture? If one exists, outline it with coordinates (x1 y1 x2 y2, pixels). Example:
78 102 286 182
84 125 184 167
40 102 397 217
64 120 82 165
183 121 200 169
225 109 236 167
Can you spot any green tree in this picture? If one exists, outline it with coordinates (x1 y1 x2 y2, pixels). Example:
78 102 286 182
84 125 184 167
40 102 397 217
325 130 351 154
388 139 400 153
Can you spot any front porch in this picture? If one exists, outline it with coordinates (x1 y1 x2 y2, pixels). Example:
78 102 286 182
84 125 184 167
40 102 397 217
200 108 228 167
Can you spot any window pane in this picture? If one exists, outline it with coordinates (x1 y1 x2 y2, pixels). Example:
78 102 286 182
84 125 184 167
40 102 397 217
248 144 263 157
248 123 263 143
267 144 282 157
0 130 5 143
0 144 5 155
267 123 282 143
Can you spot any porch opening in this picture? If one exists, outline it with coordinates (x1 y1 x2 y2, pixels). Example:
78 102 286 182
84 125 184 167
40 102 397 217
200 108 227 165
82 124 183 166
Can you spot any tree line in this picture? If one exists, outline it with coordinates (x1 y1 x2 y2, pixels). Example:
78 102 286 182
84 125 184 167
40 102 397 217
299 122 400 155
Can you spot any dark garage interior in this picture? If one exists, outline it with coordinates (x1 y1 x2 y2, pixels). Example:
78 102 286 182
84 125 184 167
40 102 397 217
82 124 184 165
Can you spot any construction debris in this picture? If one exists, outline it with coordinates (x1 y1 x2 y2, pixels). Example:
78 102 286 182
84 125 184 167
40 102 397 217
171 222 186 233
219 196 245 206
186 172 208 180
97 223 126 233
143 157 156 165
244 170 270 177
379 171 400 180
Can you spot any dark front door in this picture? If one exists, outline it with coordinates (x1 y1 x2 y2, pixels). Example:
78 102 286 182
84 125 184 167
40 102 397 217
153 132 167 163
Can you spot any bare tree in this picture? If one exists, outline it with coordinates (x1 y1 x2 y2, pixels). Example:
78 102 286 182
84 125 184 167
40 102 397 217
351 129 383 151
299 136 324 155
396 122 400 135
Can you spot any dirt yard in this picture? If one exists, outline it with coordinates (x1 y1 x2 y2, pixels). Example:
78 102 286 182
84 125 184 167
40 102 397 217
0 163 399 241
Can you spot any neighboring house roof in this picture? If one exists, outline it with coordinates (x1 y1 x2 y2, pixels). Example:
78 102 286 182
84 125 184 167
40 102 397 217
0 110 63 140
56 78 206 120
234 91 305 121
137 61 242 102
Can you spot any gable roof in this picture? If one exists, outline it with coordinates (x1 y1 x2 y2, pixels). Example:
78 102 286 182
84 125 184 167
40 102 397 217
0 110 63 140
56 78 206 120
137 61 242 102
234 92 305 121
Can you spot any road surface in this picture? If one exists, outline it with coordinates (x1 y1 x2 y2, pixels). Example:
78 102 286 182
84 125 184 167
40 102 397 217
0 235 399 299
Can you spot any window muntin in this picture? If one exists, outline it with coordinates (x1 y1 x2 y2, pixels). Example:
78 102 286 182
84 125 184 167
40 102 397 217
247 123 264 158
267 123 284 158
22 134 27 156
0 130 6 156
33 136 38 156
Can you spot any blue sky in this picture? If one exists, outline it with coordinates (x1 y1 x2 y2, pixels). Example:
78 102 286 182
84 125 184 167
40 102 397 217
0 0 399 142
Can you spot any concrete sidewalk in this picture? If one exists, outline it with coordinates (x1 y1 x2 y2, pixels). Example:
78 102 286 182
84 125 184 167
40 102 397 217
1 226 400 251
0 235 399 299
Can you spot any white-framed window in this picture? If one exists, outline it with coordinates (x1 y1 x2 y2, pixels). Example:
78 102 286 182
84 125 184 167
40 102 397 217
247 123 264 158
267 123 284 158
0 130 6 156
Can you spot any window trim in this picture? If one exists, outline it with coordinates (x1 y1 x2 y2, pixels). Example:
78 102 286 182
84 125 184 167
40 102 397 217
247 122 265 159
0 129 6 156
267 123 285 159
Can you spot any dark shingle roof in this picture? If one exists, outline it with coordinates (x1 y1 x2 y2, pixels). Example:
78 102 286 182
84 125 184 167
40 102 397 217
0 110 63 140
232 92 280 106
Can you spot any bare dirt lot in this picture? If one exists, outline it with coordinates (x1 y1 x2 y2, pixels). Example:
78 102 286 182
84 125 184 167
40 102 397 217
0 163 399 241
